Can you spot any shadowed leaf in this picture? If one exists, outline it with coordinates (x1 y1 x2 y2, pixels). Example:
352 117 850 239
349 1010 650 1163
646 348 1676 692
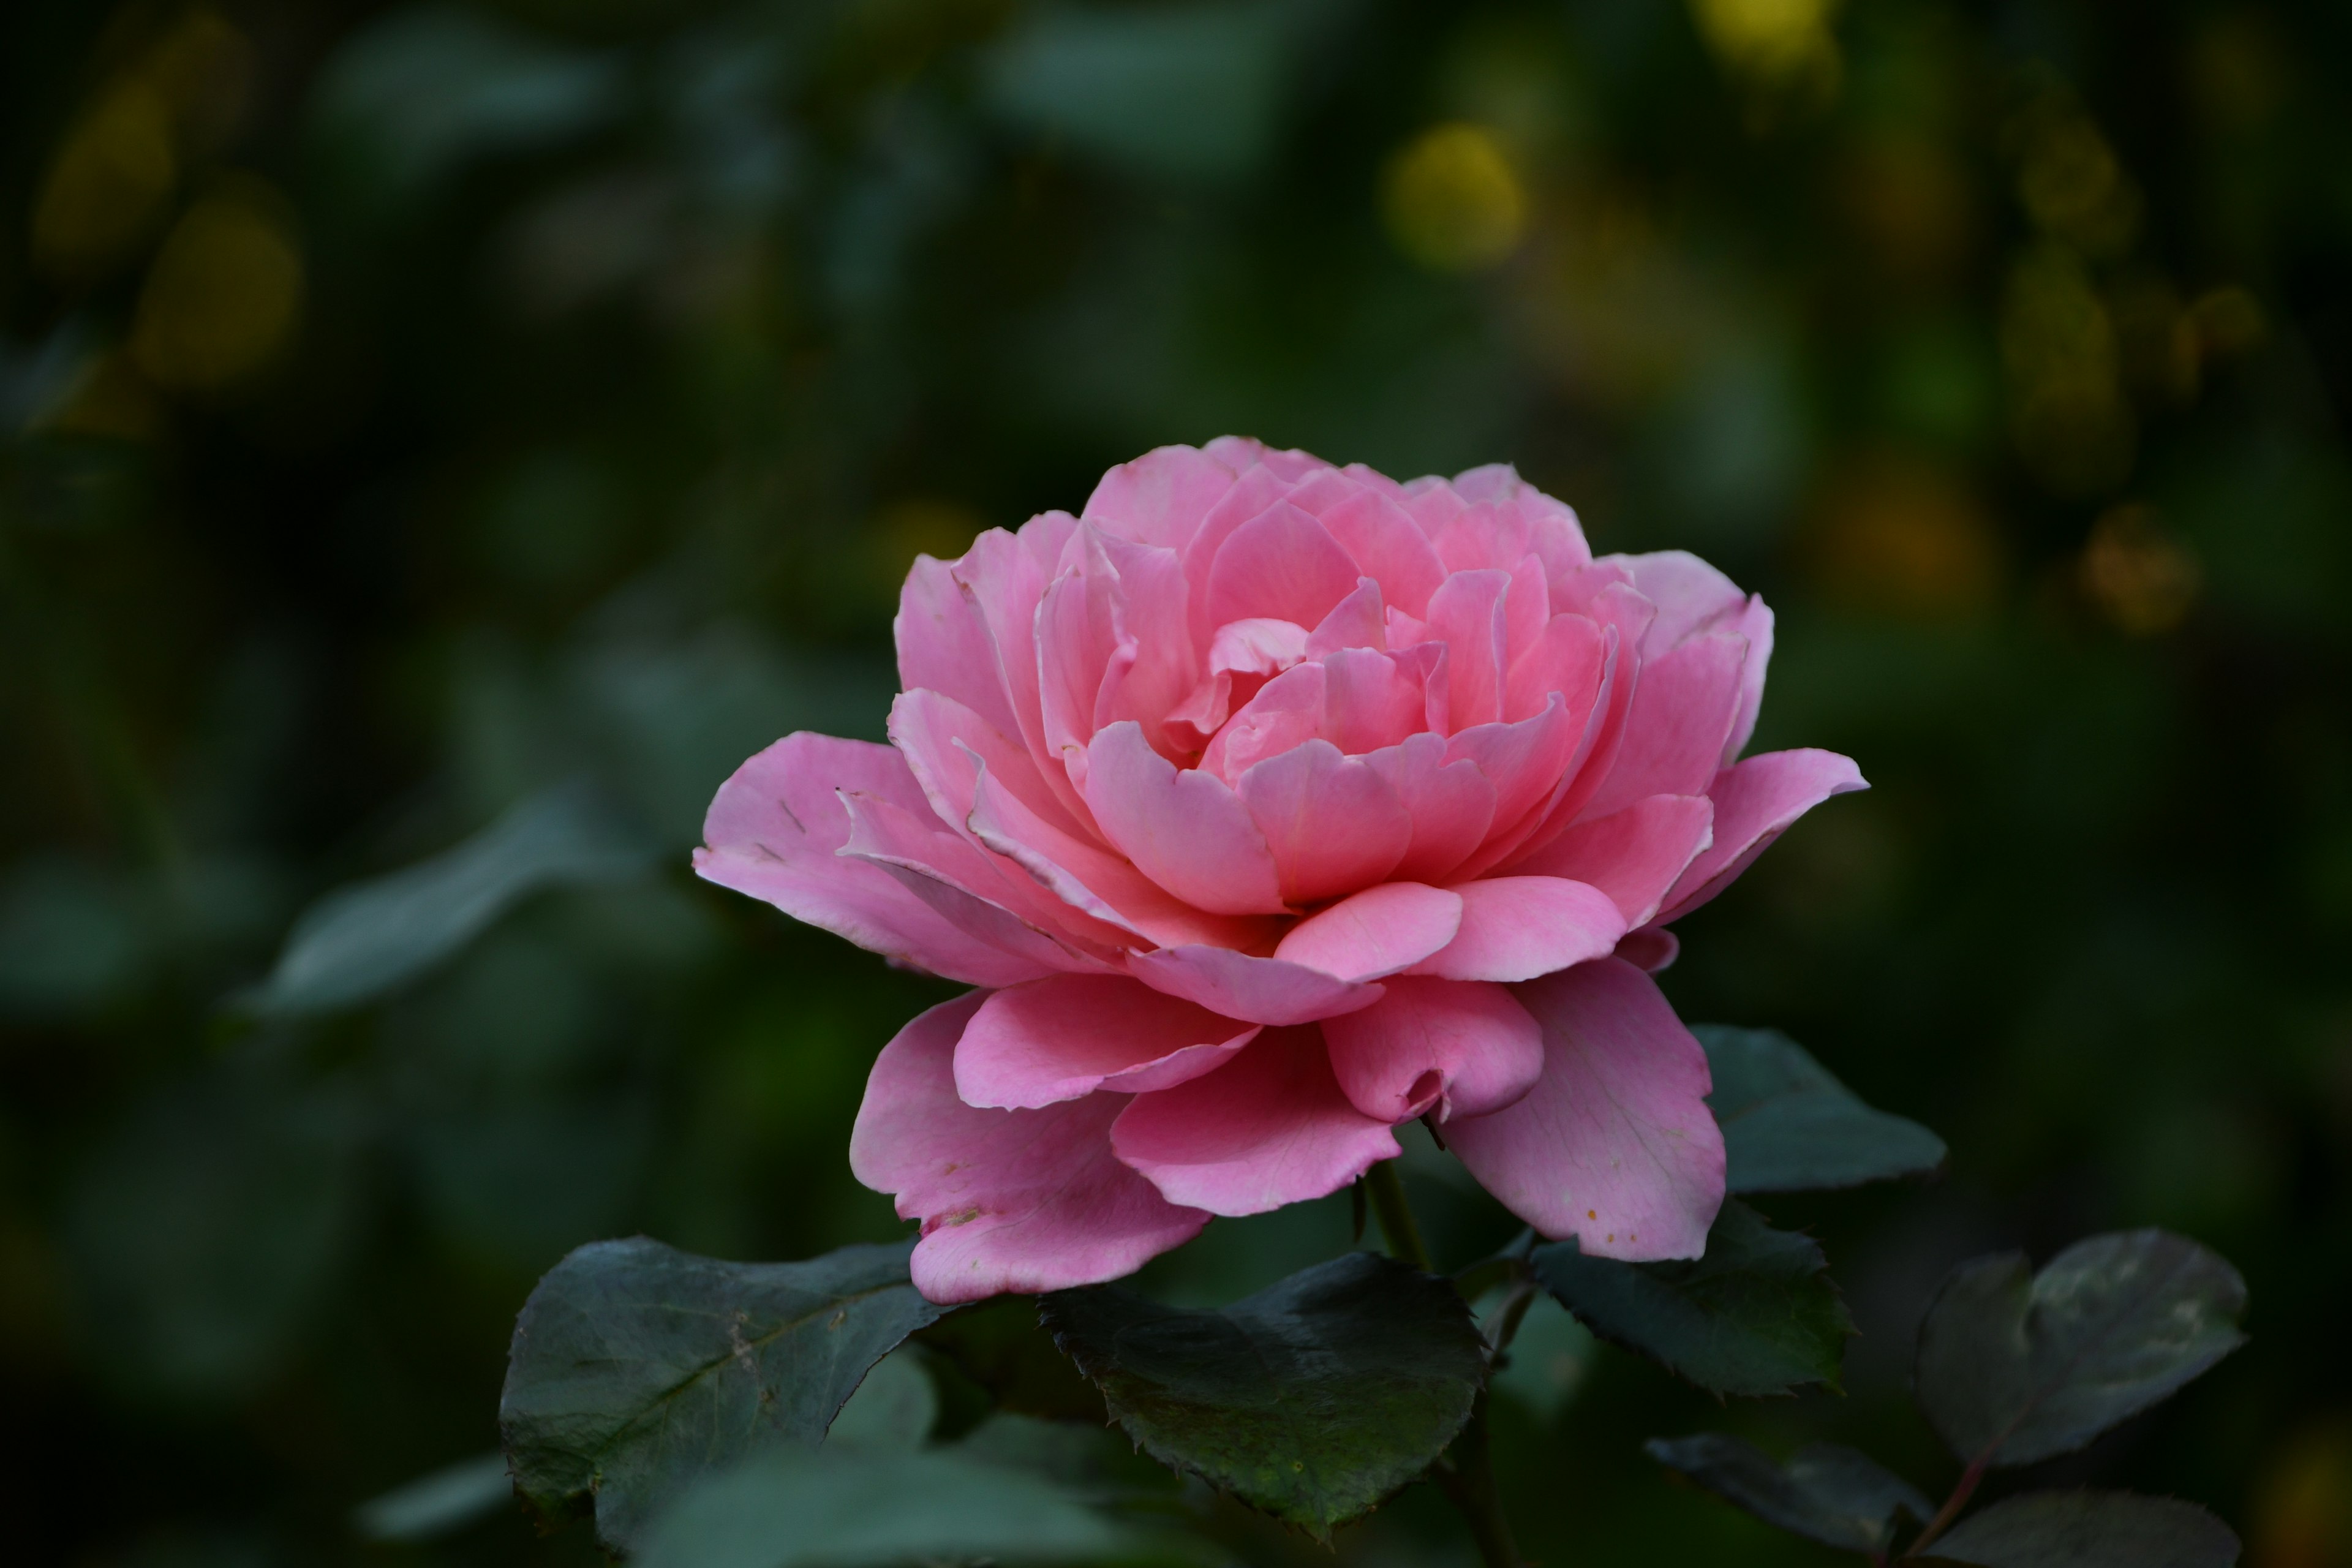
1646 1433 1932 1551
1915 1229 2247 1466
1918 1490 2241 1567
1039 1250 1485 1539
1532 1201 1853 1396
499 1237 948 1551
1695 1025 1947 1193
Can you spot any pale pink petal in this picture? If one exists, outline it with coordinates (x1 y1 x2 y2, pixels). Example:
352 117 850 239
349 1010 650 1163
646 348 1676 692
1123 944 1384 1027
1408 876 1626 982
1581 629 1748 818
1035 562 1114 786
1084 722 1289 915
851 994 1210 1302
1178 469 1297 641
1088 532 1199 745
1200 662 1327 782
1446 959 1725 1260
1236 739 1413 904
954 975 1260 1109
1363 732 1497 884
1321 976 1544 1123
1619 549 1748 654
1080 442 1247 552
1654 748 1867 922
1305 578 1388 656
896 555 1021 743
1444 694 1578 838
1317 647 1431 755
1510 794 1714 927
889 688 1077 844
1302 483 1447 616
694 734 1058 987
1205 502 1363 631
1504 612 1608 726
956 516 1091 826
1503 554 1550 661
1272 881 1463 981
1721 595 1773 763
1421 569 1510 729
1163 617 1308 750
1111 1027 1401 1216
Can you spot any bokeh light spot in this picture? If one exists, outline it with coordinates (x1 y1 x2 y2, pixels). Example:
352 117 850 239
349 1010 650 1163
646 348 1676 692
1381 123 1527 274
130 184 306 392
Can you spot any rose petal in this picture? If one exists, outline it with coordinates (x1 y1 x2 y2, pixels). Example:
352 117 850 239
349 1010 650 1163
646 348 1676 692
1363 731 1497 885
1321 976 1544 1123
1421 569 1511 729
1084 721 1289 916
1510 794 1714 927
1124 944 1384 1026
1110 1026 1401 1216
955 974 1260 1109
1080 442 1248 553
1272 881 1464 981
851 993 1210 1302
1205 501 1364 631
896 555 1021 744
1236 739 1414 904
1408 876 1626 982
1619 549 1748 654
1581 628 1748 818
1446 958 1725 1260
1654 748 1867 922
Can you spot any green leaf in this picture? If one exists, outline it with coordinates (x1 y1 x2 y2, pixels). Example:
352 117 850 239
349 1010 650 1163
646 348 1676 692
917 1294 1105 1422
823 1349 937 1451
249 785 650 1016
1532 1201 1853 1396
633 1446 1159 1568
1918 1490 2241 1567
1645 1433 1932 1552
1039 1250 1487 1539
353 1453 513 1544
498 1237 950 1552
1695 1025 1947 1193
1914 1229 2247 1466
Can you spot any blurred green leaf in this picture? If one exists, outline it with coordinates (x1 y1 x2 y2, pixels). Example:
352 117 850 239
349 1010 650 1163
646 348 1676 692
1915 1229 2247 1467
247 786 650 1016
1918 1490 2241 1567
1532 1202 1853 1397
1696 1025 1947 1193
1645 1433 1932 1553
353 1452 512 1543
0 855 149 1018
917 1294 1104 1422
499 1237 948 1551
823 1348 936 1451
1039 1250 1485 1539
633 1445 1161 1568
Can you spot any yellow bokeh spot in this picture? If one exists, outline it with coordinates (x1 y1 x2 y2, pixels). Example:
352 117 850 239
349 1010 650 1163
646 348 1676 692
32 82 178 282
1810 454 2003 619
1691 0 1838 78
2080 503 2200 636
131 185 305 392
1381 123 1527 274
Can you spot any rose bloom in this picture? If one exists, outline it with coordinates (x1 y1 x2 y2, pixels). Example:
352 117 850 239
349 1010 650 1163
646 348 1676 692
698 439 1863 1302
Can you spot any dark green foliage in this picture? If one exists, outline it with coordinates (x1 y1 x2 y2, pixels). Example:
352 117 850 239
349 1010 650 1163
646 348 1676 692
498 1237 948 1551
1918 1491 2241 1568
631 1446 1156 1568
917 1294 1105 1423
1915 1230 2248 1466
1533 1202 1854 1396
1695 1025 1947 1193
1040 1251 1487 1539
1645 1434 1932 1553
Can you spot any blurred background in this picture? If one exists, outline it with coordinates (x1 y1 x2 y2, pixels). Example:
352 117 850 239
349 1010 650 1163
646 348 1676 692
4 0 2350 1563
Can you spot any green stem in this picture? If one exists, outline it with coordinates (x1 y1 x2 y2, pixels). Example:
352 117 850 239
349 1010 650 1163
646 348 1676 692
1363 1159 1432 1272
1364 1161 1525 1568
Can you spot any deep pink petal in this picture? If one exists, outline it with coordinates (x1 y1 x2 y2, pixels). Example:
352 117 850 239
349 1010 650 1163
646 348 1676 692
1409 876 1626 982
1123 944 1384 1026
1205 502 1363 631
896 556 1022 744
1446 959 1725 1260
1084 722 1289 915
1164 617 1308 750
1110 1026 1401 1216
1200 662 1327 782
954 975 1259 1109
1655 748 1868 922
694 733 1059 987
850 993 1210 1302
1510 794 1714 927
1321 976 1544 1123
1236 739 1414 904
1363 732 1498 884
1272 881 1463 981
1582 629 1748 818
1617 927 1679 971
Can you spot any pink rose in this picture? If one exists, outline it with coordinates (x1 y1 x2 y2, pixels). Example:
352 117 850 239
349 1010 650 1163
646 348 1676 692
697 439 1864 1302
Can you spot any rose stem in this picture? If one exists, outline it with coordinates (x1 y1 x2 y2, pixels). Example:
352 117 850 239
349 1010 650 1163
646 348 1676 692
1363 1159 1527 1568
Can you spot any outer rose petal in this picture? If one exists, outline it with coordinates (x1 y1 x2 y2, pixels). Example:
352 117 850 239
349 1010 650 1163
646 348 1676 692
693 733 1057 987
1111 1026 1401 1215
1084 722 1290 915
1583 630 1748 818
1618 549 1747 654
1273 881 1464 981
896 556 1022 744
1409 876 1626 982
1321 976 1544 1123
1511 794 1714 928
955 974 1259 1109
1446 959 1725 1261
1125 944 1384 1026
1655 748 1868 922
1081 442 1248 553
851 994 1210 1302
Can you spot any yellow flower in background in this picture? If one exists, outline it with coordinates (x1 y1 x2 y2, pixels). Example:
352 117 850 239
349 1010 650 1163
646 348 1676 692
1381 123 1526 273
131 183 305 392
1690 0 1839 80
32 82 178 282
